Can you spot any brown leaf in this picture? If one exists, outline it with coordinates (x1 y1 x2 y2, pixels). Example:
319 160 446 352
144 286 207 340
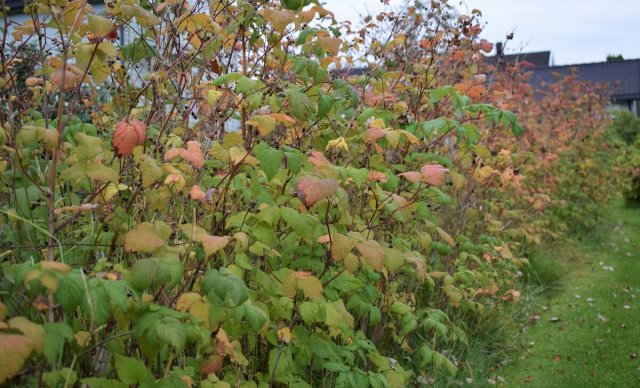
296 176 339 208
165 141 205 168
112 118 147 156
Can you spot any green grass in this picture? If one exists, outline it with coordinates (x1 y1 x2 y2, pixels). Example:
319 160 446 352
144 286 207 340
498 202 640 387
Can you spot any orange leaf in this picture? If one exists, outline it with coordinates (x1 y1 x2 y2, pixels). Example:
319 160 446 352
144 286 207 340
165 141 205 168
420 164 448 186
398 171 422 183
112 118 147 156
296 176 338 208
189 185 206 202
480 40 494 53
364 127 387 143
367 171 388 183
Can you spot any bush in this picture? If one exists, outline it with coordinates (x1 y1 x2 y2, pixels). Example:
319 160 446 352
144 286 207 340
0 0 618 386
609 110 640 145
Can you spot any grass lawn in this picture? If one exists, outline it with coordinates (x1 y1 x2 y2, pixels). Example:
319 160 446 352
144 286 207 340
498 202 640 387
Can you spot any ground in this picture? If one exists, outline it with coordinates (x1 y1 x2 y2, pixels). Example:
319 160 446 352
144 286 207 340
499 202 640 387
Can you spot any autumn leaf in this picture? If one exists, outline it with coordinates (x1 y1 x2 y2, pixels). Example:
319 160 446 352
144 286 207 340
317 36 341 55
87 14 115 39
296 176 339 208
367 171 388 182
8 317 44 354
420 164 448 186
318 232 355 261
246 115 276 136
0 334 34 384
112 118 147 156
50 65 84 91
364 127 387 143
189 185 206 203
179 224 230 257
260 8 295 34
398 171 422 183
356 240 386 271
165 141 205 168
124 222 171 252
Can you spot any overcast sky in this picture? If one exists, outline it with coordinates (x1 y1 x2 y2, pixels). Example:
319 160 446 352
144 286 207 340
322 0 640 65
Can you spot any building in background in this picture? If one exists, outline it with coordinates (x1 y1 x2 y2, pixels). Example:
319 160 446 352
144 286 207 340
489 43 640 115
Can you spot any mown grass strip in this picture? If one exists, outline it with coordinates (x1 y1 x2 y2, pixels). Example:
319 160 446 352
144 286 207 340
500 202 640 387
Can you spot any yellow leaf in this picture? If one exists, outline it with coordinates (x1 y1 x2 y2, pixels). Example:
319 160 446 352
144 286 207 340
356 240 386 271
326 136 349 152
246 115 276 136
8 317 44 354
74 331 91 347
277 327 292 344
260 8 295 34
293 272 323 299
40 261 71 274
86 14 114 38
124 222 171 253
207 89 222 106
0 334 33 385
317 37 341 55
179 224 230 257
176 292 202 312
317 233 354 261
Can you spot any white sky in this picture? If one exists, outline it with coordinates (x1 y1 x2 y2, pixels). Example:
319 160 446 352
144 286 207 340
322 0 640 65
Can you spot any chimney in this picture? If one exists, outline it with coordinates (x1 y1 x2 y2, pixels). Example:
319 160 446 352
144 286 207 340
496 42 503 57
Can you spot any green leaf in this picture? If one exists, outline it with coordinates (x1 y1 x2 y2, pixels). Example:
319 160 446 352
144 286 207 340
201 268 249 307
243 303 268 331
317 93 333 118
114 354 150 384
429 86 456 103
55 270 84 313
254 142 283 180
44 322 73 365
286 90 315 121
213 72 244 86
43 368 78 388
299 301 319 325
281 207 319 243
81 378 128 388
